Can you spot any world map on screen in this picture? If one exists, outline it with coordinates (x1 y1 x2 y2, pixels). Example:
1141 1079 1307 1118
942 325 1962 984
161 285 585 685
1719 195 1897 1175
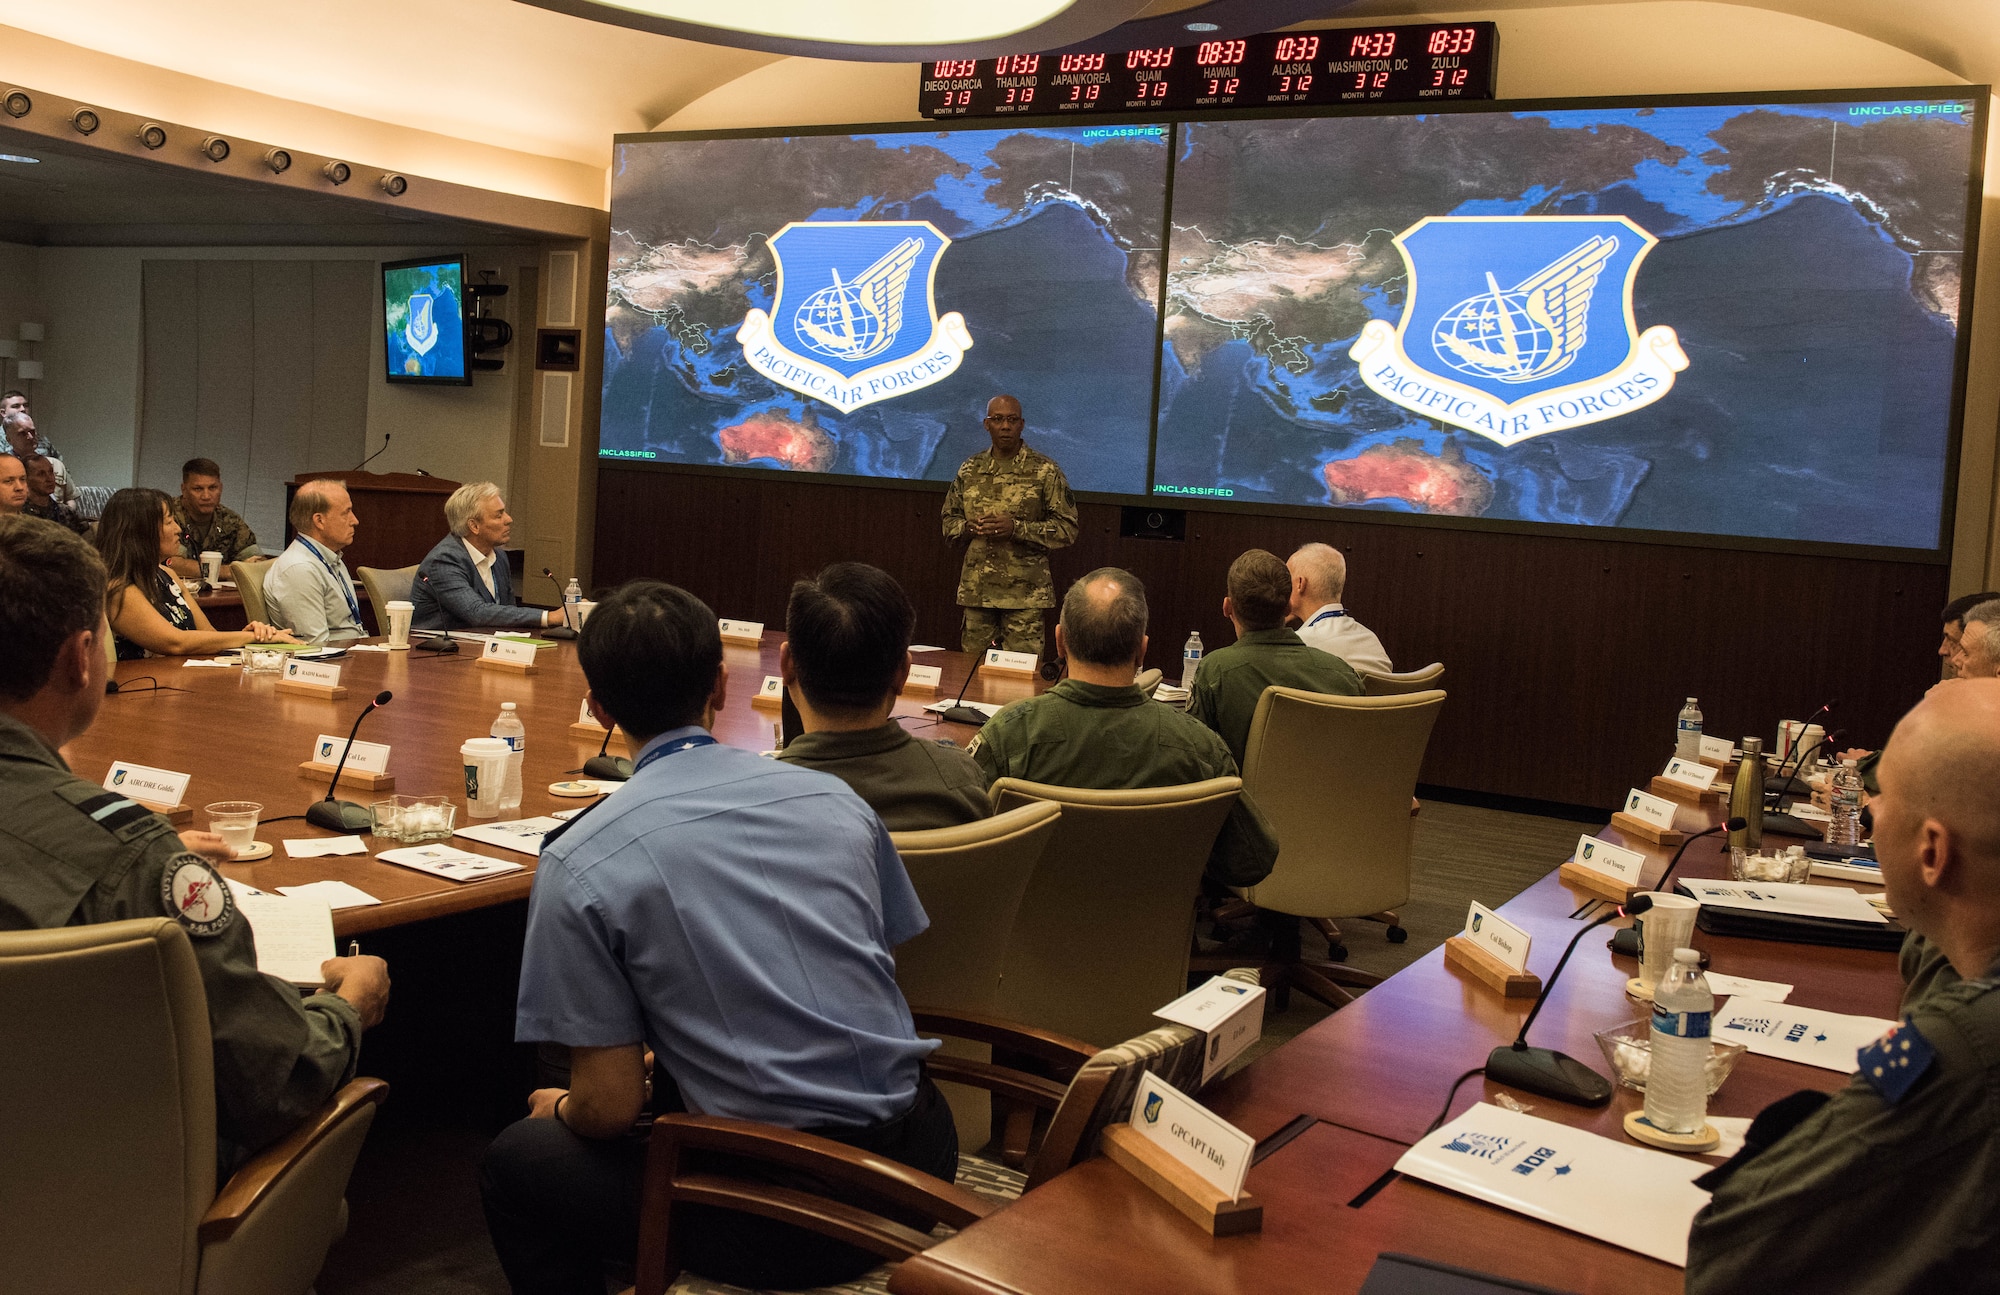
1151 99 1975 548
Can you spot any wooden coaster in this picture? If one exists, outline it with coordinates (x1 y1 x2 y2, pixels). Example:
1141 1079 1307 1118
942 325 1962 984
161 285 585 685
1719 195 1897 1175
232 840 274 861
1625 976 1656 1002
1623 1110 1720 1154
549 780 608 798
1444 935 1543 998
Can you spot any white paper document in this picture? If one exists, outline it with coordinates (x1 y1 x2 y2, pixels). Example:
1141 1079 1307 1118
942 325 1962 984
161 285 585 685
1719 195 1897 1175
454 817 564 857
284 835 369 859
378 844 525 882
236 893 336 986
908 645 947 654
1704 973 1794 1003
1711 998 1894 1074
1394 1102 1710 1267
182 658 238 668
277 880 382 910
1677 878 1888 924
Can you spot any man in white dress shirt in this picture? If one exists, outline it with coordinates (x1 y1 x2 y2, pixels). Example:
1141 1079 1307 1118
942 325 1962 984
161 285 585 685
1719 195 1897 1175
1286 542 1391 677
263 480 366 644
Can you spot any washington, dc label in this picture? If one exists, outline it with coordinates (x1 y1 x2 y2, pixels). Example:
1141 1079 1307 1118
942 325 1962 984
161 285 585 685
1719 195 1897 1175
1350 215 1688 447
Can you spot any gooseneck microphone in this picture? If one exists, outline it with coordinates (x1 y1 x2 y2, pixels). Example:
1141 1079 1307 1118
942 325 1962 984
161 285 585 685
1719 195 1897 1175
1610 817 1745 957
539 568 579 641
1765 699 1836 801
1484 900 1647 1107
352 432 391 472
942 634 1002 727
306 691 393 832
582 719 634 783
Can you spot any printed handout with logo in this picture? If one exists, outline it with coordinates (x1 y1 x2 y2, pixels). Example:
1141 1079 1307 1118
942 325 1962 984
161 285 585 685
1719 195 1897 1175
1395 1102 1710 1265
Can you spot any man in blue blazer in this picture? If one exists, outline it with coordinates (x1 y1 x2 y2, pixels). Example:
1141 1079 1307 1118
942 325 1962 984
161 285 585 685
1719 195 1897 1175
411 482 568 632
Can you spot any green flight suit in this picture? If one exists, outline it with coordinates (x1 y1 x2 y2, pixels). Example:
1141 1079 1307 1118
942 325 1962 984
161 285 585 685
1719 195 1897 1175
1899 930 1961 1012
941 446 1077 655
0 711 362 1168
777 722 992 833
170 498 260 566
967 679 1277 888
1685 953 2000 1292
1188 626 1363 769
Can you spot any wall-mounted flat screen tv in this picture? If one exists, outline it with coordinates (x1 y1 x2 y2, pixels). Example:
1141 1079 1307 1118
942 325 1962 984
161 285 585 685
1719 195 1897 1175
383 254 471 386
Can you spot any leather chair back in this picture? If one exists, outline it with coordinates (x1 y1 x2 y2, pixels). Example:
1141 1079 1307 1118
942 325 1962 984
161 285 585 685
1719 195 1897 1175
1360 662 1444 696
230 559 273 625
1238 688 1445 918
355 565 417 634
0 919 216 1295
987 777 1241 1047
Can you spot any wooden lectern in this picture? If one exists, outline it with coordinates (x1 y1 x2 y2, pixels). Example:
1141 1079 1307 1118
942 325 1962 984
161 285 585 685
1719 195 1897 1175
285 472 461 575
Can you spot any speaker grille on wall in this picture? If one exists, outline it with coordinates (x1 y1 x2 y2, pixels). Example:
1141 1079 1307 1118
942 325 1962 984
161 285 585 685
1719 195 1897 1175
541 371 573 448
546 250 578 327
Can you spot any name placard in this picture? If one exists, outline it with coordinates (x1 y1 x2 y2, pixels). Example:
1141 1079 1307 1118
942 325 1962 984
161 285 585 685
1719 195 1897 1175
718 618 765 646
1660 757 1718 791
1622 787 1679 831
1464 901 1531 973
577 697 598 726
751 675 785 709
903 664 943 695
311 734 391 774
983 648 1040 677
1698 735 1734 764
1129 1071 1254 1201
105 761 191 809
1155 976 1266 1083
1572 834 1646 884
283 657 343 688
482 637 537 668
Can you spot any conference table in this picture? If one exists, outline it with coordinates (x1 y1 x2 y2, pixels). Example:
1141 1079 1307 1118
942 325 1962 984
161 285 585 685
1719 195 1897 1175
889 795 1902 1294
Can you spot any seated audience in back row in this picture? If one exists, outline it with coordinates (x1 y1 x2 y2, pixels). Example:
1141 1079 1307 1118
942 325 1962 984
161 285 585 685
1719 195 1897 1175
777 561 991 831
263 479 366 645
1952 598 2000 680
3 412 73 507
1288 541 1391 676
481 579 954 1294
97 487 294 658
166 457 259 581
1192 548 1362 768
971 566 1278 887
412 482 567 633
0 453 22 517
22 455 86 533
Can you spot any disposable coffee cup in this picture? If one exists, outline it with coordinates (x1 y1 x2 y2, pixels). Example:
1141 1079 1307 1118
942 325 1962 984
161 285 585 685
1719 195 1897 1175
461 737 511 819
386 600 415 649
1637 893 1700 992
201 551 223 584
574 600 596 630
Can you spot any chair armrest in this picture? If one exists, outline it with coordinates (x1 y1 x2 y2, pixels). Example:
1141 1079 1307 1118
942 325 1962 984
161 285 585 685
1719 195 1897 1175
909 1008 1100 1071
198 1078 389 1243
925 1056 1068 1111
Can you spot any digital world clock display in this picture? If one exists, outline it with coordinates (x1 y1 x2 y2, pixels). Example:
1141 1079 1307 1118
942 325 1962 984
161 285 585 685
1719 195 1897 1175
919 23 1497 118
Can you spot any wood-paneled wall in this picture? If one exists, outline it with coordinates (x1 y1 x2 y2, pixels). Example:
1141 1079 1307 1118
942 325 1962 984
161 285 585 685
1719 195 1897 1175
594 464 1948 807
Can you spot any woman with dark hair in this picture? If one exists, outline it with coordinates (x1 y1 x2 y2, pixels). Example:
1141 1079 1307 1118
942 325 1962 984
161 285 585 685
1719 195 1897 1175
96 487 294 658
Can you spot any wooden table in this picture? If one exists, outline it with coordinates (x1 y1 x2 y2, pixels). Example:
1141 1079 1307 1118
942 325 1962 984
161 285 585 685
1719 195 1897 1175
72 633 1036 937
891 798 1903 1295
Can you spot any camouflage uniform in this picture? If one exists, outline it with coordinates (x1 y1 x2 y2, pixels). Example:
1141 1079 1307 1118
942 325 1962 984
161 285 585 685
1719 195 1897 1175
0 711 362 1169
171 498 260 565
941 446 1077 656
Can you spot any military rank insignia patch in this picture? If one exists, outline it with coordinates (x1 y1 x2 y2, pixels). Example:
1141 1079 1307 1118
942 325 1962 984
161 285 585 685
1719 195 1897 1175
162 854 235 938
1859 1016 1936 1105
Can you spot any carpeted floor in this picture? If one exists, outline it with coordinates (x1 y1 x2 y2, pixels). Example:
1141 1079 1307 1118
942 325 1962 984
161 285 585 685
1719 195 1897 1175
315 796 1586 1295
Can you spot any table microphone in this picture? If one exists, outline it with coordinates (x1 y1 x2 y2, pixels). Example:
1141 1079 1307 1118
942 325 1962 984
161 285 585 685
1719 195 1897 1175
1485 899 1651 1107
582 719 633 782
306 691 393 832
539 568 579 640
942 635 1001 727
1609 817 1745 957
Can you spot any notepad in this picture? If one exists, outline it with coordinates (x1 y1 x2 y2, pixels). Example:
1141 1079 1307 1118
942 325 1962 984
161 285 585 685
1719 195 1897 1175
236 893 336 987
284 835 369 859
454 817 564 857
277 880 382 910
377 844 524 882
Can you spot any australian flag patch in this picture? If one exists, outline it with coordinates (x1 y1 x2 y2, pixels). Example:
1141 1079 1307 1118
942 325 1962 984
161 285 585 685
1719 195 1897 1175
1858 1016 1936 1105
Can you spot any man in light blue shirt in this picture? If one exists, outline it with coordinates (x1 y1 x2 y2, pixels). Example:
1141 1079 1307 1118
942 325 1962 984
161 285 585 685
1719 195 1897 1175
480 580 954 1294
262 480 365 644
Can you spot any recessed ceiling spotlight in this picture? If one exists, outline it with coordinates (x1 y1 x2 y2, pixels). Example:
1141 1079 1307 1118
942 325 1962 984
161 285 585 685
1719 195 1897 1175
322 160 351 185
1184 21 1219 31
2 89 30 118
139 122 168 150
70 107 100 135
200 135 231 163
0 153 40 165
378 173 408 197
264 148 292 174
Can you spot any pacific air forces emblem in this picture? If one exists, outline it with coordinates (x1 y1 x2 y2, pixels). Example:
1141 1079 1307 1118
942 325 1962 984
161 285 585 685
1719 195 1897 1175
737 221 972 414
1351 216 1688 447
162 854 235 938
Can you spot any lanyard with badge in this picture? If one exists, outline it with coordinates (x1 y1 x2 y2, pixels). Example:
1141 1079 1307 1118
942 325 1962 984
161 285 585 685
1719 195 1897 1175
308 540 362 622
1307 607 1347 628
633 733 717 774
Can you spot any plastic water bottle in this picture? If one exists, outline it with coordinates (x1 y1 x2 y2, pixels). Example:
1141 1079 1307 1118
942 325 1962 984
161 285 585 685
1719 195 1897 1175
1676 697 1703 760
490 702 526 814
1645 948 1714 1135
1181 631 1203 691
1826 758 1864 846
563 577 583 628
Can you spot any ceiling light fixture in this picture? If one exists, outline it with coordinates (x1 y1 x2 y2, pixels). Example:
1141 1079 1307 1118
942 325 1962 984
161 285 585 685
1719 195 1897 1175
200 136 231 163
322 160 351 185
264 148 292 174
139 122 168 150
378 173 408 197
1184 21 1219 30
0 153 39 165
2 89 30 118
70 107 99 135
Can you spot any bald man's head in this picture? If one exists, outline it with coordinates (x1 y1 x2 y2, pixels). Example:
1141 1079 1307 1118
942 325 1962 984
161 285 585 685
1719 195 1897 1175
1059 566 1148 668
1873 678 2000 953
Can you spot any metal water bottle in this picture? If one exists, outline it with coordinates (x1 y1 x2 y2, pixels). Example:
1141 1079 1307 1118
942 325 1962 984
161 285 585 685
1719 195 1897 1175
1729 736 1764 851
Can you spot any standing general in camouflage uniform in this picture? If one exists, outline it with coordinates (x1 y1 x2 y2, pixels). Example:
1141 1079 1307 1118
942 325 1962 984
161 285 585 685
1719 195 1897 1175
1685 677 2000 1293
941 395 1077 657
0 515 389 1170
168 456 259 582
